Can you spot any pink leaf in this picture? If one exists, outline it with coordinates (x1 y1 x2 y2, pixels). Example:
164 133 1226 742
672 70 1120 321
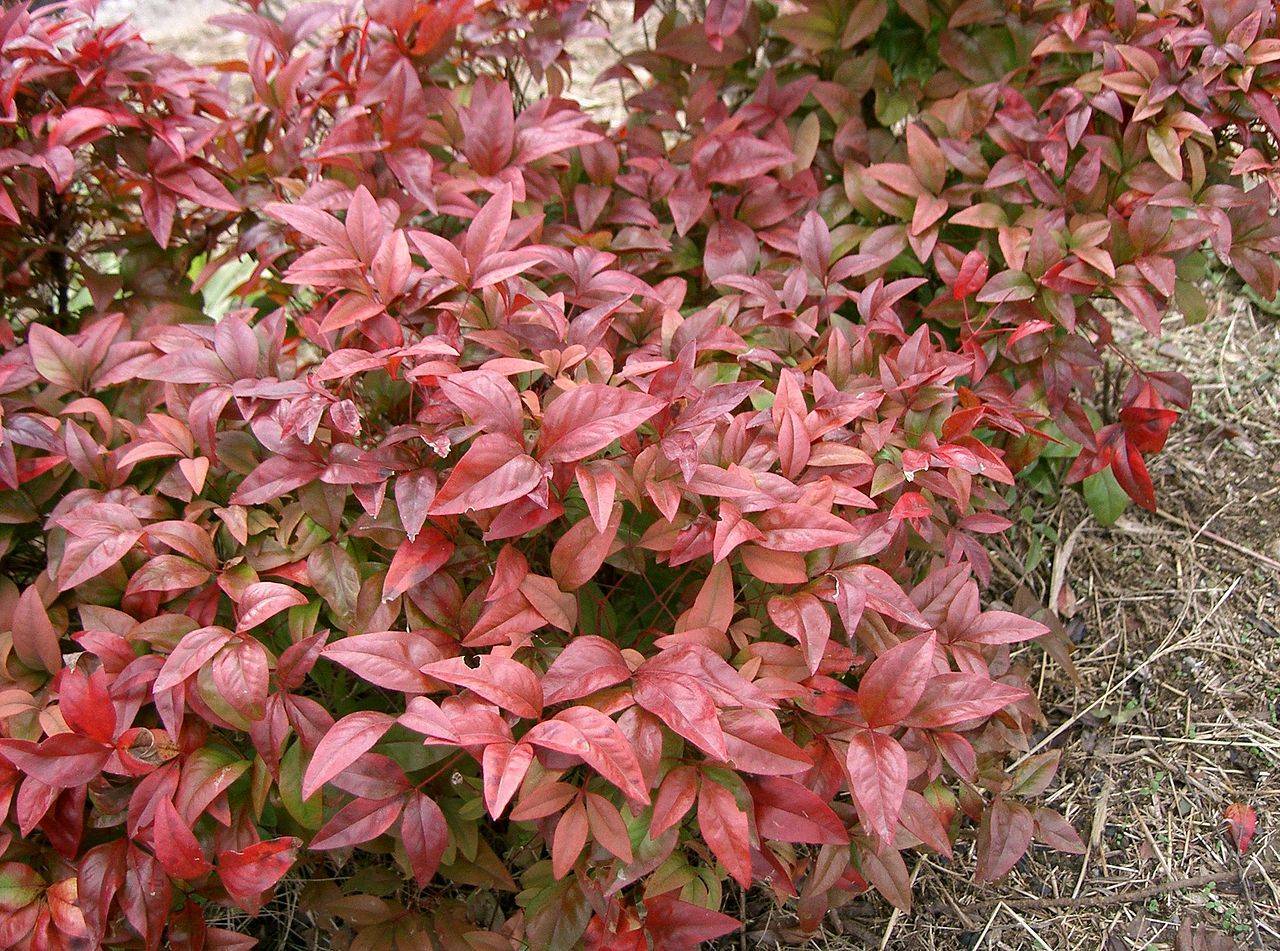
537 385 665 464
422 655 543 719
845 730 908 847
302 711 395 799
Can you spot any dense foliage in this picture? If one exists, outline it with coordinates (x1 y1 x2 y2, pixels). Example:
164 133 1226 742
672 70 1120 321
1 0 1278 946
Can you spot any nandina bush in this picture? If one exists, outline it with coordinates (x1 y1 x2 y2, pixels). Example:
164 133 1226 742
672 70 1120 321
0 0 1278 947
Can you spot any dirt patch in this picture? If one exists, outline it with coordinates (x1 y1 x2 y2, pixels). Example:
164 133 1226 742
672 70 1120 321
98 0 241 62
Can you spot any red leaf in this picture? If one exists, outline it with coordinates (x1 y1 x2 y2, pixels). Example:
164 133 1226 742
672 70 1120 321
633 674 726 760
549 508 621 591
310 795 404 850
152 799 212 879
216 838 298 914
382 526 455 600
857 633 936 728
575 463 617 534
323 630 439 693
440 369 523 438
633 645 771 760
49 106 135 149
27 323 83 389
1224 803 1257 854
510 780 579 822
537 384 665 464
584 791 633 863
976 797 1034 882
845 730 908 847
401 792 448 884
856 841 911 912
951 250 989 299
542 636 632 705
642 893 740 948
209 637 270 722
552 797 589 879
462 183 513 271
704 0 748 49
755 504 862 552
721 709 812 776
0 735 110 789
697 779 752 888
482 741 534 818
1111 438 1157 511
0 862 44 913
57 669 116 744
899 789 952 857
12 586 61 674
1032 807 1086 854
902 673 1029 728
154 627 234 692
395 469 437 541
429 434 543 515
748 776 848 845
766 592 831 675
397 696 460 744
650 766 699 839
230 455 324 506
961 610 1048 645
524 706 649 803
55 518 142 592
679 561 736 637
236 582 308 633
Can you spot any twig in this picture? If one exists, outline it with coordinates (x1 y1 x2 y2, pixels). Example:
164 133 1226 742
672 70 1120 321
930 866 1264 918
1155 509 1280 573
738 883 747 951
1236 851 1266 951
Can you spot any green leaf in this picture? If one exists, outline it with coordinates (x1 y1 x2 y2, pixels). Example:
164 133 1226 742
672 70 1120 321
0 863 43 913
199 254 258 321
1083 468 1127 526
279 740 322 830
1174 279 1209 325
306 542 360 626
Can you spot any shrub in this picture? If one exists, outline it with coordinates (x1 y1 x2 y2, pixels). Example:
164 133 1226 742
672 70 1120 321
0 0 1276 947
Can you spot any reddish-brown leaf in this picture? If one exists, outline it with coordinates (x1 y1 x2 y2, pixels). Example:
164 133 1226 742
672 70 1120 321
537 385 665 464
857 633 936 728
552 797 589 879
421 655 543 719
524 706 649 803
975 797 1034 883
542 636 632 705
401 792 448 884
